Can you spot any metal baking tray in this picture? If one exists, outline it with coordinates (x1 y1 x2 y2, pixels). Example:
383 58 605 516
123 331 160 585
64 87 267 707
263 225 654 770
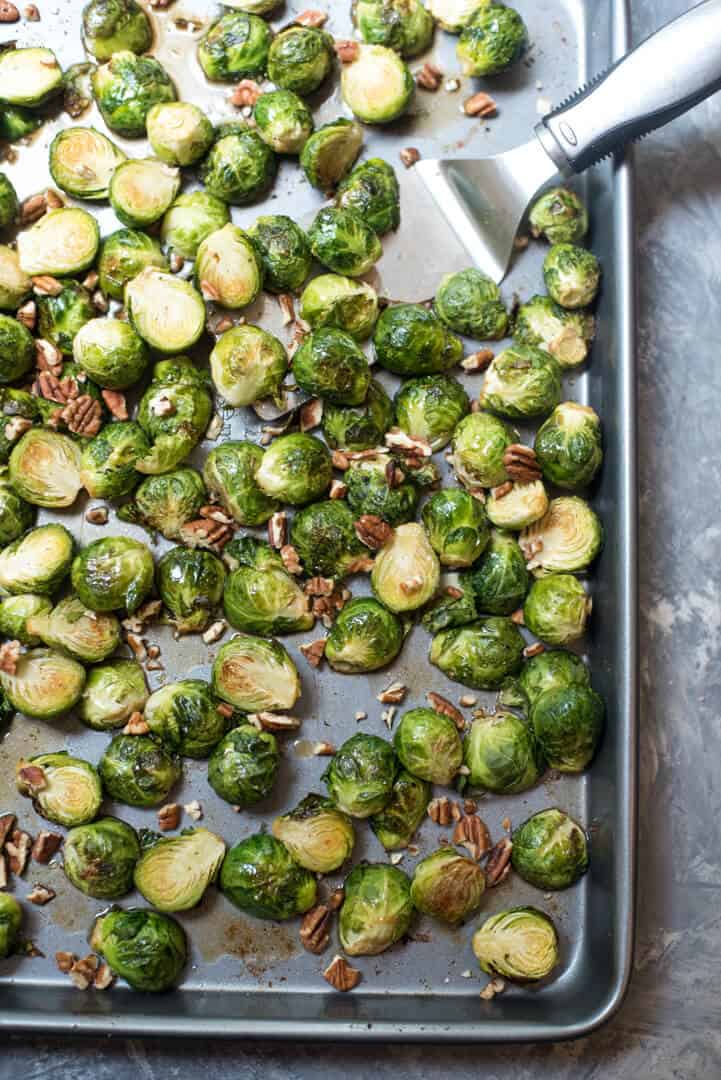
0 0 637 1041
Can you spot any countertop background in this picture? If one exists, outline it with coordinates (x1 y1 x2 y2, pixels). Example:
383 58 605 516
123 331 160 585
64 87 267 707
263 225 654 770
5 0 721 1075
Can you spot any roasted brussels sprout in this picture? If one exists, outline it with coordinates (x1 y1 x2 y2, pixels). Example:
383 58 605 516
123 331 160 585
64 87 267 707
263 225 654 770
335 160 400 239
99 734 181 807
203 441 280 526
435 269 508 340
223 538 313 635
0 389 38 463
529 187 588 245
8 429 82 508
480 345 562 421
208 723 280 806
307 206 382 278
543 244 601 309
531 685 604 772
463 710 543 793
523 573 591 645
325 597 404 673
355 0 433 56
341 44 414 124
289 500 365 579
422 489 490 568
411 848 485 925
323 732 396 818
467 529 529 615
322 380 394 452
220 833 317 919
272 793 355 873
17 752 102 826
369 768 429 850
146 101 214 166
63 817 140 898
74 318 149 391
421 586 477 634
98 228 168 300
371 522 440 613
0 522 74 596
457 3 527 76
521 496 603 576
394 374 469 452
374 303 463 377
0 594 52 646
79 420 149 499
161 191 230 260
212 634 301 712
0 174 16 232
534 402 603 489
451 411 514 490
1 648 85 718
82 0 152 60
472 906 559 981
198 11 271 81
339 863 413 955
92 51 176 138
254 89 314 154
345 454 417 525
485 480 549 531
136 357 212 471
126 270 207 356
90 908 187 992
210 325 286 408
513 295 594 369
0 313 35 384
196 224 263 309
199 127 276 205
0 106 42 142
0 470 34 546
0 246 31 311
109 158 181 228
427 0 478 32
293 328 371 406
247 214 312 294
0 893 22 959
430 616 525 690
49 127 124 203
255 432 332 505
72 535 154 614
299 273 378 340
300 118 363 190
267 26 334 96
519 648 590 708
26 595 120 663
134 827 226 911
37 282 95 358
120 468 206 541
394 707 463 784
225 0 281 11
511 808 588 890
79 658 148 731
0 47 63 107
157 548 226 634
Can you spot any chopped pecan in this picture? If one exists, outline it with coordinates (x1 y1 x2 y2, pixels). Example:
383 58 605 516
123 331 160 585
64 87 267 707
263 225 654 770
60 394 103 436
85 505 108 525
510 607 525 625
503 444 542 482
484 837 513 887
399 575 424 596
354 514 392 550
0 813 16 849
400 146 421 169
0 639 20 674
92 290 109 314
323 954 361 992
426 691 465 731
459 694 477 707
461 348 494 372
32 274 63 297
464 91 497 117
268 511 288 549
123 711 149 735
384 427 432 457
26 883 55 905
445 585 464 599
331 449 350 470
94 962 115 990
70 954 98 990
377 682 407 705
479 976 506 1000
299 638 326 668
230 79 262 107
202 620 227 644
45 189 64 209
180 518 234 551
311 741 335 756
523 642 545 659
6 829 32 875
463 798 478 815
327 886 344 911
416 61 442 90
329 478 347 499
248 711 301 732
216 702 235 720
36 370 77 403
491 481 513 500
277 293 295 324
280 544 303 575
0 2 19 22
82 270 99 290
157 803 181 832
125 633 147 663
345 554 375 573
453 815 491 860
122 600 162 635
17 764 47 793
200 504 234 526
205 412 224 441
428 796 455 826
334 38 359 63
100 389 128 420
184 800 203 821
519 535 543 562
19 193 48 226
304 576 335 597
300 397 323 432
31 831 62 864
296 8 327 26
168 251 185 275
35 337 62 372
56 951 76 974
300 903 332 954
16 300 36 330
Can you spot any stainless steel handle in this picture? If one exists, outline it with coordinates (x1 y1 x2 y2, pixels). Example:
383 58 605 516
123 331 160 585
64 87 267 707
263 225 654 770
536 0 721 173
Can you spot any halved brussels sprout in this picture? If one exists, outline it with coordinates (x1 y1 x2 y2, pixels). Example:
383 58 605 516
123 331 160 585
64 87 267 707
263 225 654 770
82 0 152 60
220 833 317 919
512 808 589 890
451 411 515 490
435 269 508 340
210 325 287 407
0 48 63 107
17 752 102 826
300 119 363 190
0 594 51 646
486 480 549 531
374 303 463 377
203 441 280 526
325 597 404 673
411 847 485 925
212 633 301 712
99 734 181 807
523 573 591 645
80 420 149 498
198 11 272 81
481 345 562 421
293 328 371 406
49 127 126 200
300 273 378 340
18 208 100 278
126 269 207 355
223 539 313 635
308 206 382 278
120 467 207 540
513 295 594 368
0 389 39 463
74 318 149 391
427 0 478 32
161 192 230 261
79 658 148 730
323 380 394 451
208 723 279 806
1 649 86 719
26 595 120 662
467 529 529 615
531 685 604 772
394 374 469 452
534 402 603 489
37 282 95 357
146 101 214 166
394 706 463 784
256 432 332 505
0 246 32 311
90 908 187 992
529 187 588 245
136 357 212 472
339 863 413 955
92 51 177 138
371 522 440 613
157 548 226 635
273 793 355 872
64 816 140 898
0 522 74 595
199 127 277 205
421 586 477 634
457 3 527 76
369 768 429 850
134 827 226 911
341 44 414 124
345 453 417 525
0 173 17 229
518 648 590 708
109 158 181 228
267 26 334 95
196 224 263 310
0 893 22 959
430 616 525 689
322 732 396 818
247 214 312 294
290 500 365 578
521 496 603 576
355 0 434 57
422 489 490 568
71 535 154 613
0 470 34 546
472 907 559 981
254 89 314 154
98 228 168 300
0 314 33 385
0 105 42 142
463 710 543 793
543 244 601 309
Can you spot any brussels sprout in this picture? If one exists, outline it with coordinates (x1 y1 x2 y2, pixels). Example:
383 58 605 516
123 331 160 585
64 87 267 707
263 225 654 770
134 827 226 911
345 454 417 525
8 429 82 508
210 325 287 408
110 158 181 228
223 542 313 635
355 0 434 56
49 126 126 200
0 594 51 646
0 522 74 595
394 706 463 784
246 214 312 295
451 412 515 490
523 573 591 646
0 313 34 384
273 793 355 872
521 496 603 576
341 44 414 124
64 817 140 898
0 175 16 232
254 89 314 154
146 101 214 166
71 535 154 614
90 908 187 992
208 723 279 806
18 207 100 278
467 529 529 615
98 228 168 301
422 489 490 569
203 441 280 526
322 732 396 818
322 380 394 452
300 119 363 190
434 269 509 340
511 807 588 891
457 3 527 76
519 648 590 708
0 389 38 462
0 470 34 545
307 206 382 279
17 752 102 826
196 224 263 310
157 548 226 634
255 432 332 505
339 863 413 955
293 328 371 406
267 26 334 96
26 595 120 662
79 421 149 499
325 597 404 674
427 0 478 32
1 648 85 719
529 187 588 245
199 127 276 205
119 468 205 541
0 893 22 959
79 658 148 730
0 48 63 107
421 586 477 634
92 51 176 138
290 500 365 579
472 906 559 981
82 0 152 60
300 274 378 340
198 11 271 81
161 193 230 262
225 0 280 11
534 402 603 489
220 833 317 919
480 345 562 421
513 295 594 369
463 709 543 793
485 480 549 531
212 634 301 712
430 616 525 690
543 244 601 309
0 105 42 142
394 374 469 452
374 303 463 377
74 318 149 392
0 246 32 311
37 283 95 358
99 734 181 807
136 357 212 471
411 847 485 925
371 522 440 613
369 768 429 850
531 685 604 772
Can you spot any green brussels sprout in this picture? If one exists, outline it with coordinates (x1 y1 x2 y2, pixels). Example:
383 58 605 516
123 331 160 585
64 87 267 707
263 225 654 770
157 548 226 634
26 595 120 663
146 102 214 166
90 908 187 992
511 808 588 890
73 318 149 391
434 269 509 340
529 187 588 245
0 470 34 545
0 893 22 959
300 119 363 190
99 734 181 807
322 380 394 451
161 192 230 261
341 44 414 124
426 0 478 32
247 214 312 294
322 732 396 818
98 228 168 301
369 768 429 850
208 723 280 806
543 244 601 309
135 827 226 912
212 634 301 712
82 0 152 60
463 710 543 793
480 345 562 421
0 48 63 107
49 126 126 200
371 522 440 613
325 597 404 673
92 51 176 138
198 11 272 81
196 224 263 309
293 328 371 406
199 127 277 205
300 273 378 340
79 420 149 499
126 270 207 356
307 206 382 279
0 594 52 646
531 685 604 771
519 648 590 709
210 325 287 407
451 411 515 490
394 375 469 452
136 357 212 470
472 906 559 981
345 453 418 525
37 282 95 357
79 658 148 730
17 752 102 826
223 541 313 635
339 863 413 955
534 402 603 489
289 500 365 579
521 496 603 576
467 529 529 615
394 706 463 784
220 833 317 919
0 313 34 384
225 0 280 11
355 0 434 56
255 432 332 505
421 586 477 634
430 616 525 690
120 468 206 540
0 173 18 229
513 295 594 369
267 26 334 96
71 535 154 613
0 522 74 595
1 648 85 718
109 158 181 228
485 480 549 531
272 793 355 872
64 817 141 899
8 429 82 508
411 847 485 925
374 303 463 377
523 573 591 645
337 158 401 235
422 489 490 568
0 389 38 463
0 246 32 311
0 105 42 142
457 3 527 76
254 89 314 154
0 684 12 730
203 441 280 526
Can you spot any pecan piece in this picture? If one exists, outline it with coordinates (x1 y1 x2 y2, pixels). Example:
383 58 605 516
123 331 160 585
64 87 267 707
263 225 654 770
32 274 63 297
35 337 62 372
331 449 350 470
0 639 20 674
503 444 542 483
299 638 326 668
6 830 32 875
60 394 103 436
184 800 203 821
484 837 513 887
377 681 407 704
101 389 128 420
202 620 227 644
304 576 335 596
416 61 442 90
123 711 149 735
300 903 332 954
19 193 48 226
268 511 288 549
16 300 36 330
216 701 235 720
400 146 421 168
384 427 432 457
461 348 494 372
277 293 295 324
296 8 327 26
280 544 303 575
17 764 47 793
0 813 15 849
334 38 359 63
94 962 115 990
248 711 301 732
70 955 98 990
300 397 323 432
26 883 56 905
464 91 497 117
157 803 181 832
345 554 375 573
180 518 234 551
56 951 76 973
31 831 62 864
523 642 545 658
85 505 108 525
510 607 525 625
230 79 261 107
354 514 392 550
36 370 77 403
427 795 455 826
323 954 361 992
479 976 506 1000
329 478 347 499
453 815 491 860
491 481 513 500
426 691 465 731
0 1 19 20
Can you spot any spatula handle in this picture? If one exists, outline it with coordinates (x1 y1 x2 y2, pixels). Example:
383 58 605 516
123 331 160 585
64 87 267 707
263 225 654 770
536 0 721 173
